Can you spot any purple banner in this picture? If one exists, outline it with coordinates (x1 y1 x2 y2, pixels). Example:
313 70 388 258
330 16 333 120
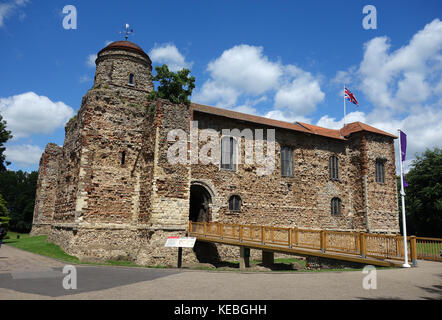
400 130 408 187
400 130 407 162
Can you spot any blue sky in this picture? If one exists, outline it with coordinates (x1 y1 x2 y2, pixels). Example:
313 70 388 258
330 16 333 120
0 0 441 172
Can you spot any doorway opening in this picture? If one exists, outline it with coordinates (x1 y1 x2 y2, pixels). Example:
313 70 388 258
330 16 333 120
189 184 212 222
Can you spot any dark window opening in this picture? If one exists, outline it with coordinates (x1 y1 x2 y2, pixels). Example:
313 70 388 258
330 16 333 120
376 160 385 183
129 73 134 85
331 197 342 216
221 136 237 171
281 146 294 177
229 195 241 212
121 151 126 166
329 156 339 180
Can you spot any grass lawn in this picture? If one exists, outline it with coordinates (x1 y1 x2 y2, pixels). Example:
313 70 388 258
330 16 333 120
3 232 168 268
416 241 442 258
3 232 80 263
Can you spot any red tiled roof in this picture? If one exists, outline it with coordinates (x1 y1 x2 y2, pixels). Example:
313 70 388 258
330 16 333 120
98 41 150 61
191 103 313 135
191 103 396 140
340 122 397 138
296 122 345 140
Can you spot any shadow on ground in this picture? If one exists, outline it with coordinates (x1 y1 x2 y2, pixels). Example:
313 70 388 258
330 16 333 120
0 266 180 297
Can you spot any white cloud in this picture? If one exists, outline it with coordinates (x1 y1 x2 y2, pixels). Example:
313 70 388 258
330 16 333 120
327 18 442 171
358 19 442 110
0 92 74 139
264 109 311 124
316 111 366 129
0 0 28 27
5 144 43 167
149 43 193 72
193 44 324 123
273 65 325 117
206 45 283 95
193 80 240 108
86 54 97 68
231 105 258 115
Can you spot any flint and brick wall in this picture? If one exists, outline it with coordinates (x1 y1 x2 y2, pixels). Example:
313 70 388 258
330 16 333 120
191 112 398 232
31 41 400 265
30 143 62 235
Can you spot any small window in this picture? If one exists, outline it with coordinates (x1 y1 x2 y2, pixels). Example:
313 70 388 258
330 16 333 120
375 160 385 183
329 156 339 180
281 146 294 177
121 151 126 166
229 195 241 212
331 197 342 216
129 73 134 85
221 136 237 171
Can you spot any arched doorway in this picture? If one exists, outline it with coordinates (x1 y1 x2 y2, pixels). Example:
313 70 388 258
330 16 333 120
189 184 212 222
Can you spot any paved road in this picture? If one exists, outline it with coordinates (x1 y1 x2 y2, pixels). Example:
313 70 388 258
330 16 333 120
0 244 441 300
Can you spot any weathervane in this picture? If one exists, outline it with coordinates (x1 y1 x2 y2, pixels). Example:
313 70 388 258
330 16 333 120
119 24 134 41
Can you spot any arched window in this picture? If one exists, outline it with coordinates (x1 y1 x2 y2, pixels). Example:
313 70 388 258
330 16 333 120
375 160 385 183
229 195 241 212
129 73 134 85
221 136 237 171
331 197 342 216
329 156 339 180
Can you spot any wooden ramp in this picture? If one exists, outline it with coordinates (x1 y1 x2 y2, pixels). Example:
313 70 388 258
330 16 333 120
189 222 418 268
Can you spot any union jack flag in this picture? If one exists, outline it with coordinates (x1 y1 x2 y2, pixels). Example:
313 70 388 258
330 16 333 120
345 87 359 105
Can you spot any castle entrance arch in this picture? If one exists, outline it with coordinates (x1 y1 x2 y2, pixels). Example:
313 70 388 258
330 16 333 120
189 183 212 222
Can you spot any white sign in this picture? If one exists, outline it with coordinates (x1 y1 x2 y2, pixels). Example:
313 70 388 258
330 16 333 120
165 237 196 248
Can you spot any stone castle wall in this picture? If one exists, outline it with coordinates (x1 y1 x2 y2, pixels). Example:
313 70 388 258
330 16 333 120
365 134 400 232
31 41 400 266
30 143 62 235
191 112 398 232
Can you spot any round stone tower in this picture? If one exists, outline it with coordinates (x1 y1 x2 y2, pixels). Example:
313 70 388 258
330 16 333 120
94 41 154 93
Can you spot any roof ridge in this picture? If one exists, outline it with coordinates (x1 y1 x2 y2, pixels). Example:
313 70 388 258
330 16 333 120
191 103 396 139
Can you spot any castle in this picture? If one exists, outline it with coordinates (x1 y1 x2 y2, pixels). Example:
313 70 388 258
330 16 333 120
30 41 400 265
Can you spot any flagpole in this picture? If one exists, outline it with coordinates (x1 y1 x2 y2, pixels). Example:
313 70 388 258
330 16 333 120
344 84 346 126
398 129 411 268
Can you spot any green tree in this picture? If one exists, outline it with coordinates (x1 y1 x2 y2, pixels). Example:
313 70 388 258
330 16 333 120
399 148 442 237
0 170 38 233
0 194 11 230
147 64 195 106
0 113 13 172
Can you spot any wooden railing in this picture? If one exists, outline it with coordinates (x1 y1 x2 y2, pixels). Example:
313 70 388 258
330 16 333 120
416 237 442 262
189 221 419 264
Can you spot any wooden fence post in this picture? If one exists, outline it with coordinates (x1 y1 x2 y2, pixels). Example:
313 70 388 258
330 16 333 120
261 226 265 245
410 236 418 267
320 230 326 253
288 228 293 248
294 227 299 246
360 232 367 258
204 222 207 237
219 223 223 240
396 235 403 258
239 225 243 242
